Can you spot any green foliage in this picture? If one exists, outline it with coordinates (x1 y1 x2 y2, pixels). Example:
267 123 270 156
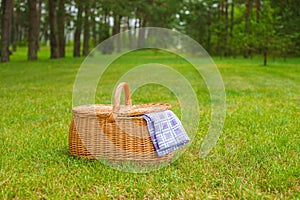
177 1 300 59
0 49 299 198
3 0 300 62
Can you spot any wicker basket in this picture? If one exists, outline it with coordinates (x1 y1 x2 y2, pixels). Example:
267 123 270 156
69 82 174 164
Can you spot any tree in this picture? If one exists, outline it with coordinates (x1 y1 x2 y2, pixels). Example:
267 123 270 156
1 0 299 61
256 0 260 23
90 1 98 48
28 0 41 60
261 4 273 66
112 12 122 53
57 0 65 58
11 0 17 52
224 0 229 56
1 0 14 62
229 0 234 56
181 0 215 54
98 1 114 54
82 0 90 56
48 0 59 58
244 0 252 58
271 0 300 58
73 0 83 57
40 2 49 45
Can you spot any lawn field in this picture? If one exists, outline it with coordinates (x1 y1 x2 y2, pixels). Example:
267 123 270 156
0 49 299 199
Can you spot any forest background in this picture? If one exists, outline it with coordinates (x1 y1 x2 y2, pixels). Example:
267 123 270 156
1 0 299 65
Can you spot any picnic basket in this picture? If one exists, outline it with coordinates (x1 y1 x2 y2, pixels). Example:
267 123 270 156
69 82 174 164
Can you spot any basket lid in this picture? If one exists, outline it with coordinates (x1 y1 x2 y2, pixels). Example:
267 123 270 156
118 103 171 116
72 103 171 117
72 82 171 118
72 104 112 117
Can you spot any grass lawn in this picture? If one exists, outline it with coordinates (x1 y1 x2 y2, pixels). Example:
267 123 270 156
0 48 299 199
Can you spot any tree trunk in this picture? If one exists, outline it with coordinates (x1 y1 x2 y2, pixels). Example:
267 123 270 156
116 16 121 53
217 1 221 19
206 4 212 54
263 50 267 66
73 0 83 57
113 15 121 53
43 15 49 45
1 0 13 62
15 5 21 45
91 7 97 48
28 0 40 60
230 1 234 38
82 1 90 56
256 0 260 23
137 17 147 48
217 1 223 58
37 0 41 49
57 0 65 58
244 0 252 58
133 16 138 49
49 0 59 59
11 1 17 52
224 0 229 57
127 17 133 49
230 1 234 57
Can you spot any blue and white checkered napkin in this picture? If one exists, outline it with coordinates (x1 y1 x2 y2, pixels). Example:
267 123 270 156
143 110 190 156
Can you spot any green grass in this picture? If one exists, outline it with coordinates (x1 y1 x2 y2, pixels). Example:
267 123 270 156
0 48 299 199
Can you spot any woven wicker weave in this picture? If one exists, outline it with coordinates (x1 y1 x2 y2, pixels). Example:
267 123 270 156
69 82 173 164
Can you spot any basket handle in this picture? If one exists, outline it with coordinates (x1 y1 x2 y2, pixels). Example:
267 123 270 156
108 82 132 122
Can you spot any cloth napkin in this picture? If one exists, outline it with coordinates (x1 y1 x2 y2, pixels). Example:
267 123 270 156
143 110 190 156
